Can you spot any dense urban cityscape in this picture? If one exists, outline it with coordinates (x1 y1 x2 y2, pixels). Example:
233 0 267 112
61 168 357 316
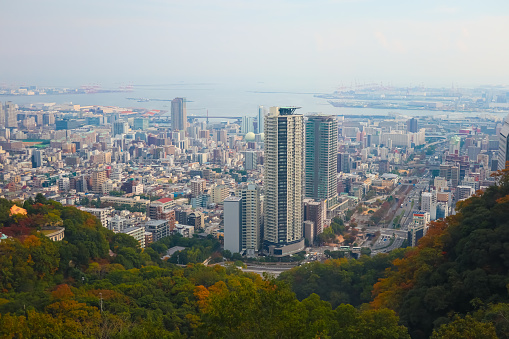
0 84 507 278
3 0 509 336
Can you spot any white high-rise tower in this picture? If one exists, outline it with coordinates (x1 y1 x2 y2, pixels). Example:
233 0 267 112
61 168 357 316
263 106 304 256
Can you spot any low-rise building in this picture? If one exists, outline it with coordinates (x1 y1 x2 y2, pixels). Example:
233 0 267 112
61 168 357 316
121 226 146 248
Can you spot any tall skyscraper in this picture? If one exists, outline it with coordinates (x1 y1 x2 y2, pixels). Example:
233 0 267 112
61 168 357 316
305 115 338 209
171 98 187 131
407 118 418 133
241 116 255 134
257 106 265 134
4 101 17 129
498 113 509 171
0 103 4 128
263 106 304 256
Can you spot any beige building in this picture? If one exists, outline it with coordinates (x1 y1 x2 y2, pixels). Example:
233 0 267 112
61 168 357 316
240 184 262 255
264 107 304 256
91 169 107 193
190 178 206 197
211 184 229 204
121 226 146 248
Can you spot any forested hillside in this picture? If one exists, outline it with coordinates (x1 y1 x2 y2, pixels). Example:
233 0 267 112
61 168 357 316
4 168 509 338
0 195 408 338
371 170 509 338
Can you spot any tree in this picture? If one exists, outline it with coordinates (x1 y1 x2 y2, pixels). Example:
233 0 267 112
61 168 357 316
222 250 232 260
109 191 126 197
432 315 497 339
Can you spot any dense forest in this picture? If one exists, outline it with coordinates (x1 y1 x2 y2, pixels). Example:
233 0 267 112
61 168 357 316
2 168 509 337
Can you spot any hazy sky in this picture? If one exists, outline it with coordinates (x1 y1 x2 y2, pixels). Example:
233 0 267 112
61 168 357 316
1 0 509 88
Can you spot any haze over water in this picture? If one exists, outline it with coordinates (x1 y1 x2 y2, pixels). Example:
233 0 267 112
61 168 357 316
0 81 477 119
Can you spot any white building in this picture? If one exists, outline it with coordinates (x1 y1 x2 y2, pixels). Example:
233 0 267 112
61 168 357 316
79 207 110 228
175 224 194 238
421 191 437 220
408 211 430 247
121 226 146 248
106 215 129 232
457 186 475 201
224 196 242 253
58 177 70 192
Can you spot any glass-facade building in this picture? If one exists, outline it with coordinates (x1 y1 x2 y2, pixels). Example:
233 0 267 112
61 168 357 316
305 115 339 209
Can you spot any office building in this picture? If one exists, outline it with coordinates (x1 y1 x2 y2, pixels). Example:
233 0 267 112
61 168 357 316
171 97 187 131
305 115 338 209
42 113 55 125
450 135 461 155
421 191 437 220
407 118 418 133
436 202 449 219
113 121 129 136
134 118 149 131
498 113 509 171
243 151 258 170
4 101 17 128
257 106 265 134
467 146 481 162
337 153 350 173
408 211 430 247
224 196 242 253
434 177 448 191
440 164 460 186
378 159 390 174
263 106 304 256
32 150 43 168
241 116 255 134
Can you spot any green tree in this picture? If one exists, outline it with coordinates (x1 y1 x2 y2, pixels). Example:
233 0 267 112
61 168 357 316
432 315 497 339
